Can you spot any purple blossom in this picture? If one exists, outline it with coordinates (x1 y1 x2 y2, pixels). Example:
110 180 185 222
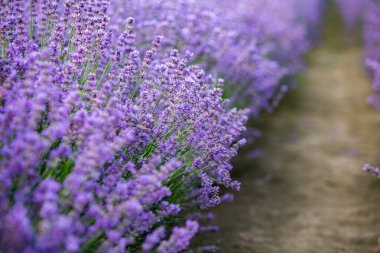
157 220 199 253
363 164 380 179
142 226 166 252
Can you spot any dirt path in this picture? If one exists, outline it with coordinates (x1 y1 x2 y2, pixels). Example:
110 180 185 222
202 4 380 253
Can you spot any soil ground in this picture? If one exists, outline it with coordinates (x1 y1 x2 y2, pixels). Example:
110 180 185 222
201 3 380 253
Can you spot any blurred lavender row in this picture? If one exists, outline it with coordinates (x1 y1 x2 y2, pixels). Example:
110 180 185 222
336 0 369 31
357 0 380 177
338 0 380 178
363 0 380 111
0 0 324 252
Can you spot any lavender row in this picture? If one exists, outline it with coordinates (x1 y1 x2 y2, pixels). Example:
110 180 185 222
360 0 380 177
340 0 380 177
110 0 325 116
336 0 370 31
364 0 380 111
0 0 323 252
0 0 248 251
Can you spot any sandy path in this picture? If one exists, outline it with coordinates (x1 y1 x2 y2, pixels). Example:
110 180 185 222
201 4 380 253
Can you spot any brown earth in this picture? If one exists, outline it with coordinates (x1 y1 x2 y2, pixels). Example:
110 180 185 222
199 4 380 253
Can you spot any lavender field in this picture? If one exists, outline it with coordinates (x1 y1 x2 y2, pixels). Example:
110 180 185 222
1 0 380 252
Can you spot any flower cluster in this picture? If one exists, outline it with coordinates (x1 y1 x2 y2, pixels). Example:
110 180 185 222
363 164 380 179
0 0 247 252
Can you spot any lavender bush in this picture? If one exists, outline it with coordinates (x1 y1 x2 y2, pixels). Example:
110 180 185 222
0 0 248 252
0 0 324 252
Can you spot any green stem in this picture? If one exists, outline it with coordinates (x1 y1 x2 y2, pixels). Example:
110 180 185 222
97 60 112 88
1 42 6 59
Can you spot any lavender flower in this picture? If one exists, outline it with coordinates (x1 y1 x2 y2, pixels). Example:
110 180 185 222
157 220 199 253
363 164 380 179
142 226 166 252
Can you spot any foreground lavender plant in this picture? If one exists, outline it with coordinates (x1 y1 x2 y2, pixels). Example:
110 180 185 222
0 0 248 252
